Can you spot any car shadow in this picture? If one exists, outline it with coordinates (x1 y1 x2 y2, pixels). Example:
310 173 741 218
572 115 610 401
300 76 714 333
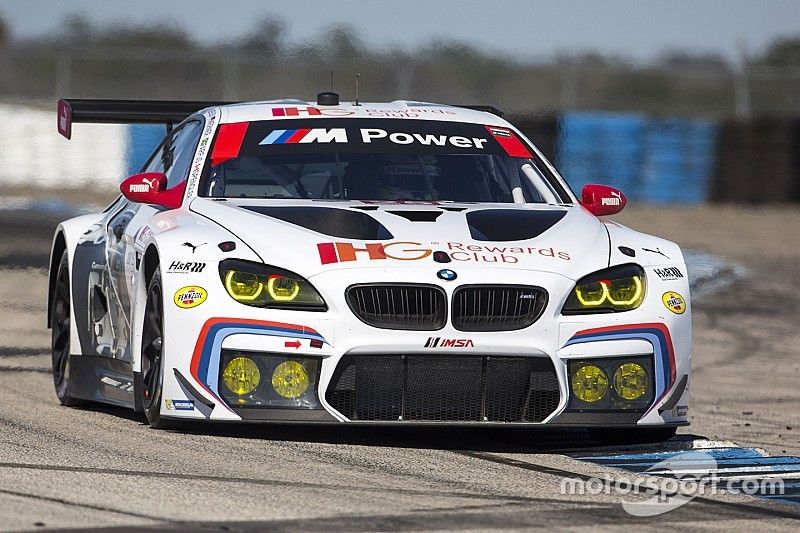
80 401 703 454
79 402 150 424
175 421 704 455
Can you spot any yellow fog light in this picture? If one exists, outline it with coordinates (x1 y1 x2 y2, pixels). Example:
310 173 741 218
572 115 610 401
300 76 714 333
267 276 300 302
222 356 261 395
571 364 609 403
613 362 648 400
272 360 310 398
224 270 263 302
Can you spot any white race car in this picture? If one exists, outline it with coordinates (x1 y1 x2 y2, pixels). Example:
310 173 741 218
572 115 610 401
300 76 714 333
49 94 691 441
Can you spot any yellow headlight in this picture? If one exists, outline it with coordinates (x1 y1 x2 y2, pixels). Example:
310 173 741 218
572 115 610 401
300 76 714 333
569 275 644 311
575 281 608 306
224 271 264 302
267 276 300 302
613 362 648 400
222 356 261 395
271 360 310 399
606 276 643 306
571 364 609 403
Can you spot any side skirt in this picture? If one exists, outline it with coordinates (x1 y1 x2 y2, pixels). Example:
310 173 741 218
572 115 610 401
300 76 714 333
70 355 135 409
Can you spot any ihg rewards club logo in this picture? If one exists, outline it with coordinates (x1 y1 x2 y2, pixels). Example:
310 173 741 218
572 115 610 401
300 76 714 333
317 241 571 265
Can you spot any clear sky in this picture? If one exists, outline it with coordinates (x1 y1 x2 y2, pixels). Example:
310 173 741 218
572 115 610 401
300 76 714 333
1 0 798 62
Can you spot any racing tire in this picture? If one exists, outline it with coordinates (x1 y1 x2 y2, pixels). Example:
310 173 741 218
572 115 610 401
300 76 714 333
588 426 677 445
51 251 83 407
140 268 176 429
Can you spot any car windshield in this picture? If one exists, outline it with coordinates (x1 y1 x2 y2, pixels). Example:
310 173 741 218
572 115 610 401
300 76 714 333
200 118 571 203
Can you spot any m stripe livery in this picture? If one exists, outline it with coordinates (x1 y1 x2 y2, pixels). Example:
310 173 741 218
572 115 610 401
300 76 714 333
259 128 347 145
564 323 677 415
189 317 327 411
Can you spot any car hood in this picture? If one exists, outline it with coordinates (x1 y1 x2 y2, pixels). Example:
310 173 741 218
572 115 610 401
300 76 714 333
189 198 610 281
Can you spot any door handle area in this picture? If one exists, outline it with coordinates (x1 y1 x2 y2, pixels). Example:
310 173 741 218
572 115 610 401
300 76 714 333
112 224 125 240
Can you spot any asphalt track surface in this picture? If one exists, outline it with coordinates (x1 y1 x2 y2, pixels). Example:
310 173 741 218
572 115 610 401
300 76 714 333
1 206 800 531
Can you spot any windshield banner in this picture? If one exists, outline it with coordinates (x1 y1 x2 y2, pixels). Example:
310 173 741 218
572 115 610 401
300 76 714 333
215 119 531 160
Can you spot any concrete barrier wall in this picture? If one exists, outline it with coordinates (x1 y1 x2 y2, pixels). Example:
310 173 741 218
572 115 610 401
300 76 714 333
0 104 127 190
1 103 798 203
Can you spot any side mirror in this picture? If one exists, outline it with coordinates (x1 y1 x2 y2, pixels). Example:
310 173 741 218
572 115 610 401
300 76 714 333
580 183 627 216
120 172 184 210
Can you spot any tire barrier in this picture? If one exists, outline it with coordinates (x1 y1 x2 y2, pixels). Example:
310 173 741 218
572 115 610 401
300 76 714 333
119 115 800 204
550 112 718 204
126 124 169 175
0 103 797 203
710 118 800 204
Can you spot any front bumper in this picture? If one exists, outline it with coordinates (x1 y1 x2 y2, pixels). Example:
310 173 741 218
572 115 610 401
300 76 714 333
158 265 691 427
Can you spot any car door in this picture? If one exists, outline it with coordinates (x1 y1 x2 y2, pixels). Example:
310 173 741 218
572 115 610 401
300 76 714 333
104 119 204 361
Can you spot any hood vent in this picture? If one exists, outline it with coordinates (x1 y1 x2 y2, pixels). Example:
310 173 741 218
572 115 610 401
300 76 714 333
386 210 443 222
466 209 567 242
241 206 393 240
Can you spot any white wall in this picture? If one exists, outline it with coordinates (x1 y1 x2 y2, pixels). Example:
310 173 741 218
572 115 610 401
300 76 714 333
0 103 127 189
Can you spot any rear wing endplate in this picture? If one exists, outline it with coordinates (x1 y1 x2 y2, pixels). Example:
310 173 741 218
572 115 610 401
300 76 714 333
57 98 230 139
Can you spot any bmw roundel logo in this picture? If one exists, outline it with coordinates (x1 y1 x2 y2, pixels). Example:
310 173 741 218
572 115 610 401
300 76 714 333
437 269 457 281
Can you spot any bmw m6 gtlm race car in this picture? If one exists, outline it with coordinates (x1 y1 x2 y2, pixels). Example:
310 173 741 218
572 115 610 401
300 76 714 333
49 93 691 441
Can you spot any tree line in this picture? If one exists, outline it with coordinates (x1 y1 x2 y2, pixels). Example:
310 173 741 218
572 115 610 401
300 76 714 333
1 13 799 70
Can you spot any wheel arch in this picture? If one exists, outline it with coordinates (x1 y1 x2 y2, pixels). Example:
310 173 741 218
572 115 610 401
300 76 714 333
143 243 160 288
132 242 161 372
132 242 161 412
46 214 104 327
47 230 68 327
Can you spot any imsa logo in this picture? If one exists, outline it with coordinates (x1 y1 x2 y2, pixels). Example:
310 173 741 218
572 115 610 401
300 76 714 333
424 337 475 348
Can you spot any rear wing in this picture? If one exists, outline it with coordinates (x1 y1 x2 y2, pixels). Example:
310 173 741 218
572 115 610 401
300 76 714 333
457 105 504 118
57 98 229 139
57 98 504 139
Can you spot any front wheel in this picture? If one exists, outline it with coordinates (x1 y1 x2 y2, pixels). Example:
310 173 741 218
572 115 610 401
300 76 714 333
139 268 175 429
51 251 82 406
588 426 677 445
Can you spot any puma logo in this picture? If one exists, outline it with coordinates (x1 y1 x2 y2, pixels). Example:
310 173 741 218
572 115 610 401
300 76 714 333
642 247 670 259
142 177 158 189
182 242 206 254
601 190 623 206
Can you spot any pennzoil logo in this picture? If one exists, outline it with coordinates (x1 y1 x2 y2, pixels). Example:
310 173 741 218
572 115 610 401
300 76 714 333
174 286 207 309
662 291 686 314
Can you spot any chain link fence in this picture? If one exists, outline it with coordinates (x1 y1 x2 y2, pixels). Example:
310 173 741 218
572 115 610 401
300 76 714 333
2 48 800 119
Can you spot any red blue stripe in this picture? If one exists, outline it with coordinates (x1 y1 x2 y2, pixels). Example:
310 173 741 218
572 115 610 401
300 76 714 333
565 323 676 415
189 318 327 411
260 128 312 145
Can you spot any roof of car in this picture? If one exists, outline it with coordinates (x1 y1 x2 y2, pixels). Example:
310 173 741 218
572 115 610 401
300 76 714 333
218 100 510 127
